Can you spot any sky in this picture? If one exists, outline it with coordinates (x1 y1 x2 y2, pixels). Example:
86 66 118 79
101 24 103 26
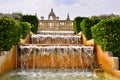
0 0 120 20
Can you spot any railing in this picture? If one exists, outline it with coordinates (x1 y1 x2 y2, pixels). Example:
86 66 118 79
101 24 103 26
38 20 73 31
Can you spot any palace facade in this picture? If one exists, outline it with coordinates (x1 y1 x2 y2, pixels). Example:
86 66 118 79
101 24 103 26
38 9 73 31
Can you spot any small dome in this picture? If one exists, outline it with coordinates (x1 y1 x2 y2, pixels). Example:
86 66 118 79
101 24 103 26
48 9 56 20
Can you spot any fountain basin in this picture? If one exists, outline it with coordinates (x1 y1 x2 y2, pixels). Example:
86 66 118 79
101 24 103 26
0 70 109 80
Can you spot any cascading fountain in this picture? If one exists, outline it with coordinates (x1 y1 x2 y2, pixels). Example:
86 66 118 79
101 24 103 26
16 30 97 79
2 31 108 80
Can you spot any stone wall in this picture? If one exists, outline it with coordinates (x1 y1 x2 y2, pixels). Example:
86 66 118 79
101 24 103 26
0 46 16 74
0 33 31 74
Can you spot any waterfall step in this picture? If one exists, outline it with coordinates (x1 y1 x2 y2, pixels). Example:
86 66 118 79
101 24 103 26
37 31 74 35
31 34 81 44
31 34 81 39
22 44 84 46
20 45 94 54
19 45 94 69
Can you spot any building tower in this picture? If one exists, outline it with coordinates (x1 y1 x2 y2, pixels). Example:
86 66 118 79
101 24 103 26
66 13 70 21
48 8 56 20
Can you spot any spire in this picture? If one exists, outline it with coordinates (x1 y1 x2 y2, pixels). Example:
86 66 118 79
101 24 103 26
51 8 53 12
66 13 70 21
35 13 37 16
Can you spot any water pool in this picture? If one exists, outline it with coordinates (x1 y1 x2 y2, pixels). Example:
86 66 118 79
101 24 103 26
1 71 109 80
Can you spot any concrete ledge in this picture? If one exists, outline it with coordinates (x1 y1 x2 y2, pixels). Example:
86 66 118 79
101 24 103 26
104 71 120 80
0 46 16 74
94 69 120 80
0 51 9 66
94 69 104 77
112 57 119 70
105 51 113 57
0 33 30 75
19 32 32 45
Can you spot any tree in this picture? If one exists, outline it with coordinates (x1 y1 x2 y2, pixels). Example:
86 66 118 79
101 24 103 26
21 15 39 33
19 22 31 39
73 17 87 34
0 17 22 52
80 18 101 40
91 18 120 58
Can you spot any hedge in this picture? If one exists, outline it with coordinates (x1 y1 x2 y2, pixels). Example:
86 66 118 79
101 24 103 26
91 18 120 58
73 17 87 34
80 18 101 40
21 15 39 33
0 17 22 51
19 22 31 39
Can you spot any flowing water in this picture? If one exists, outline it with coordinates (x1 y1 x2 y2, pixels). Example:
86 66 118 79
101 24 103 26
31 34 81 44
37 31 74 35
19 45 94 71
1 31 109 80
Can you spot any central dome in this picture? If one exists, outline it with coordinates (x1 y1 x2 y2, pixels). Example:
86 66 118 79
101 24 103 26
48 8 56 20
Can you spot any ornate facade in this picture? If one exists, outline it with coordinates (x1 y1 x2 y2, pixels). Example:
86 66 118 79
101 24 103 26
38 9 73 31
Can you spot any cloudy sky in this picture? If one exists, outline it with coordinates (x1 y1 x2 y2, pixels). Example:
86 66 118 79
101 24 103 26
0 0 120 20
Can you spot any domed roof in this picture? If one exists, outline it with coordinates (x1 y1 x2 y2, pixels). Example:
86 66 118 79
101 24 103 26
48 9 56 20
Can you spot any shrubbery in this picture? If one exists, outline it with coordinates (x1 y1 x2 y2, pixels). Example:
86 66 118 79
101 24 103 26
91 18 120 58
0 17 31 52
0 15 37 53
80 18 101 40
73 17 87 34
74 16 120 58
21 15 39 33
20 22 31 39
0 18 22 51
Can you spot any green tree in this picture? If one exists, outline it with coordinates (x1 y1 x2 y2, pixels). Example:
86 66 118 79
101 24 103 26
73 17 87 34
21 15 39 33
19 22 31 39
80 18 101 40
91 18 120 58
0 17 22 52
